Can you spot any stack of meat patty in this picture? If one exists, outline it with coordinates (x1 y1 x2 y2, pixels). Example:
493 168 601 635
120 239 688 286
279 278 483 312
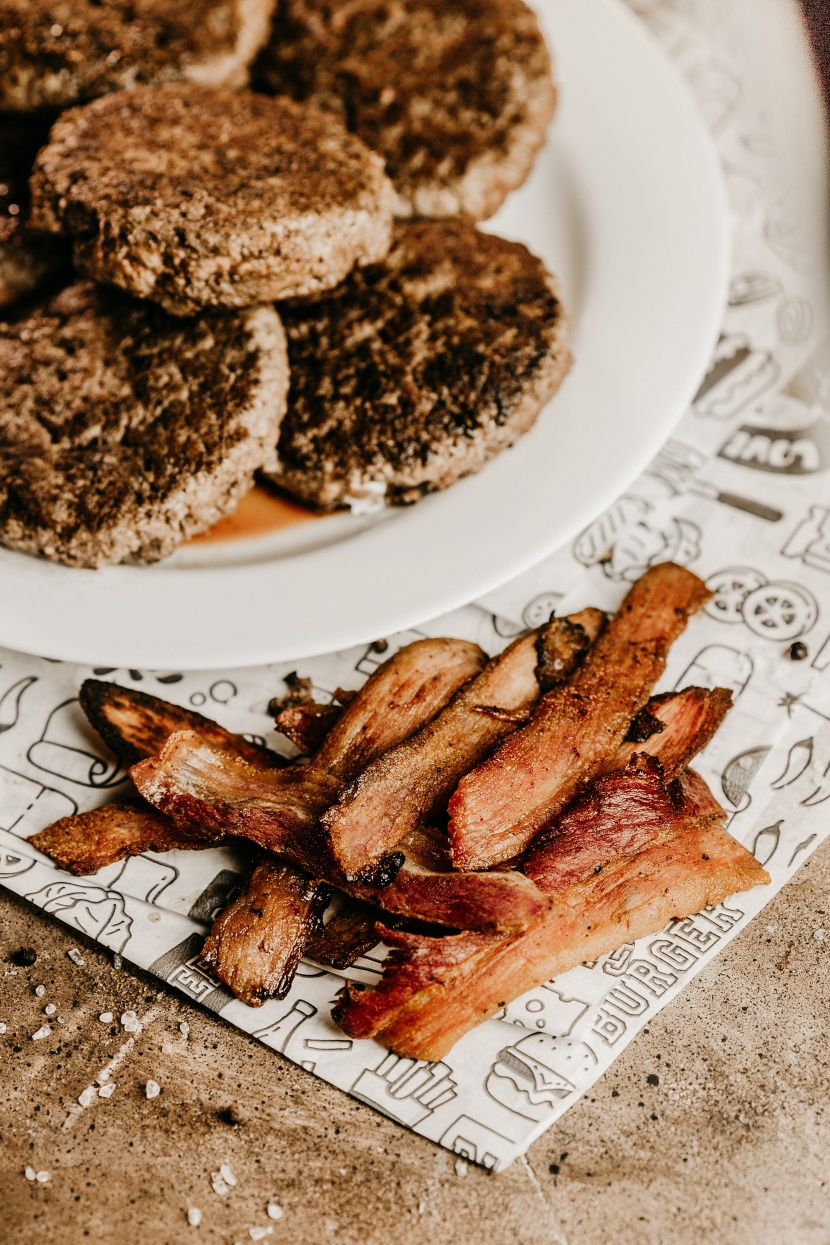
0 0 571 568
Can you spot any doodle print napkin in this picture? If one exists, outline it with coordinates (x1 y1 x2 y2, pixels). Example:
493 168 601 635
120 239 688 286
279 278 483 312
2 0 830 1171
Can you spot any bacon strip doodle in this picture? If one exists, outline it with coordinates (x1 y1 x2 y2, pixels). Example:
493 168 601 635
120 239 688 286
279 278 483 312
605 685 733 777
337 772 770 1058
79 679 286 770
28 803 201 875
201 861 330 1006
447 562 712 871
322 610 606 879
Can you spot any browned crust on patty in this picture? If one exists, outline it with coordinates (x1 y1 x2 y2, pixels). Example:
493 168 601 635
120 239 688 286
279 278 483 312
0 111 69 307
0 281 288 567
253 0 556 220
266 220 571 509
0 0 277 112
30 85 397 314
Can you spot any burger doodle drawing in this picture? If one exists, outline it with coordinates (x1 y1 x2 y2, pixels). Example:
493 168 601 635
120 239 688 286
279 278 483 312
485 1033 596 1122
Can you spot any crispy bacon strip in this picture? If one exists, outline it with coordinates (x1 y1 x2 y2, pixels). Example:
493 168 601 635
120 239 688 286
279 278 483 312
273 701 342 753
521 758 723 895
347 827 552 932
307 898 388 969
79 679 285 770
448 563 712 870
131 638 486 873
321 611 605 879
201 861 329 1006
337 804 769 1057
606 686 733 777
28 802 199 876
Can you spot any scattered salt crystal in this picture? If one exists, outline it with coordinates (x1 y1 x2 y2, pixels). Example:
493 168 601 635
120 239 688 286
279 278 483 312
24 1167 36 1181
35 985 46 997
249 1228 271 1241
98 1083 115 1099
145 1080 161 1100
99 1012 113 1023
32 1025 51 1041
187 1207 202 1227
814 928 827 942
417 1201 426 1216
179 1021 190 1039
0 1023 6 1034
67 948 85 967
148 911 161 923
120 1010 138 1027
36 1171 50 1183
113 955 123 970
454 1159 468 1178
219 1164 237 1187
266 1204 283 1221
211 1179 229 1197
44 1004 56 1016
78 1087 95 1107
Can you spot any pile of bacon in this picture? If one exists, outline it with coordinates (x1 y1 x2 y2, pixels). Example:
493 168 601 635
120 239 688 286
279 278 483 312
31 563 769 1061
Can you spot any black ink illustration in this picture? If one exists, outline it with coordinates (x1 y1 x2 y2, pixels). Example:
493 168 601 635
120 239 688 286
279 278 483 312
706 568 818 641
491 613 526 640
148 933 236 1014
601 943 635 977
574 496 701 582
498 985 590 1035
27 700 127 788
0 843 35 877
187 870 244 924
676 645 754 699
26 879 132 952
438 1116 514 1169
765 194 813 275
522 593 564 630
788 834 817 866
351 1053 458 1126
782 505 830 574
778 296 814 346
485 1033 596 1121
0 674 37 735
693 334 780 420
110 855 179 905
721 745 771 811
0 763 77 837
728 272 782 306
718 418 830 476
752 821 781 866
253 1000 318 1052
686 59 742 134
771 738 813 788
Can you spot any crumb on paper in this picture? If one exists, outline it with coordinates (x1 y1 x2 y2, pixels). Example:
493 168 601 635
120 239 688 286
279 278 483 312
146 1080 161 1099
67 948 85 967
99 1012 113 1023
31 1025 51 1041
266 1204 283 1221
148 911 161 923
98 1083 115 1099
187 1207 202 1227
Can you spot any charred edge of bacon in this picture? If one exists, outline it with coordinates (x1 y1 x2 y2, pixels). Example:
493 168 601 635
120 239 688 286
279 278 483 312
273 702 342 753
534 608 606 693
79 679 285 770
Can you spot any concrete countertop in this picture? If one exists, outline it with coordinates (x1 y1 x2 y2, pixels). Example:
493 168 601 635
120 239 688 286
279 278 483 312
2 838 828 1245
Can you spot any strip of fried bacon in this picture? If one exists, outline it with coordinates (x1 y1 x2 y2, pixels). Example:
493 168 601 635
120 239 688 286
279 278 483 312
447 563 712 871
130 638 487 871
606 686 733 777
201 861 330 1006
336 774 770 1058
273 701 342 753
79 679 286 770
307 897 389 969
28 803 200 876
321 610 606 879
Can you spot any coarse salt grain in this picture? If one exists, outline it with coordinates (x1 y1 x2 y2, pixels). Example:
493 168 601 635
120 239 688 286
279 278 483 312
249 1228 271 1241
78 1088 95 1107
814 928 827 942
32 1025 51 1041
34 985 46 997
145 1080 161 1100
24 1167 36 1181
98 1083 115 1099
454 1159 468 1178
99 1012 113 1023
0 1023 6 1034
44 1004 56 1016
180 1021 190 1039
211 1179 229 1197
266 1204 283 1221
148 911 161 923
67 948 85 966
36 1171 50 1183
187 1207 202 1227
219 1164 237 1187
113 955 123 970
120 1010 137 1027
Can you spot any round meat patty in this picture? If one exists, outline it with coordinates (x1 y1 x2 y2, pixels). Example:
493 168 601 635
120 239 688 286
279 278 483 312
30 85 396 315
266 220 570 510
0 112 69 308
253 0 556 221
0 0 276 112
0 281 288 567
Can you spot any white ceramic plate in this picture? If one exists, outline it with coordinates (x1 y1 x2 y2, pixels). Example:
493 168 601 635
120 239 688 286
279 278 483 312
0 0 730 670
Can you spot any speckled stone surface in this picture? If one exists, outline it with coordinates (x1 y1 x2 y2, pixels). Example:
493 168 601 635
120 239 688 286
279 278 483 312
2 838 828 1245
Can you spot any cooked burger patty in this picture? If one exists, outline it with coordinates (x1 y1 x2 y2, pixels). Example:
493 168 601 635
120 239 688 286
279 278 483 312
0 112 69 308
266 220 570 510
30 85 396 314
253 0 556 221
0 0 276 112
0 282 288 567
